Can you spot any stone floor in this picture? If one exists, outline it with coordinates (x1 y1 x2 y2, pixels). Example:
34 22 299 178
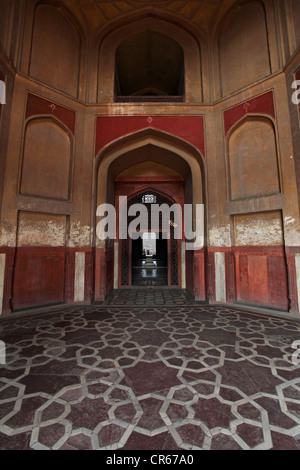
1 289 300 450
103 288 194 306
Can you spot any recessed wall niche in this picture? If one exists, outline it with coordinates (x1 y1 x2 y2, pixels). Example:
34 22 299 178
219 1 271 96
29 3 80 97
20 117 72 200
228 117 280 201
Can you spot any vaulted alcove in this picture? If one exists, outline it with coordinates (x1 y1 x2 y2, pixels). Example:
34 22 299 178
97 16 202 103
29 3 81 97
219 0 271 96
114 30 185 99
227 116 281 200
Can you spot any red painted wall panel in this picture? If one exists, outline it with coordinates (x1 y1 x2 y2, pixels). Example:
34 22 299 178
248 255 269 305
224 90 275 135
95 115 205 157
94 247 106 301
267 256 289 310
12 247 65 310
236 254 249 302
194 250 206 301
235 248 289 310
26 93 76 134
185 249 194 295
106 245 114 295
225 251 236 303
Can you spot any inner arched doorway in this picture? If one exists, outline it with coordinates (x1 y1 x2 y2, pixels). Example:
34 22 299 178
94 131 206 302
117 188 183 289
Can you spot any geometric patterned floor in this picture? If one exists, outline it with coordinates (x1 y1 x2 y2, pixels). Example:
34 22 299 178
1 289 300 450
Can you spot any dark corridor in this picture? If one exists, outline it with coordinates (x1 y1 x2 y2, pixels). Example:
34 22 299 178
132 233 168 286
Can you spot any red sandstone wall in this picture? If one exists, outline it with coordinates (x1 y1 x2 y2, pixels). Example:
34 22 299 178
0 93 296 313
0 1 299 316
95 116 205 157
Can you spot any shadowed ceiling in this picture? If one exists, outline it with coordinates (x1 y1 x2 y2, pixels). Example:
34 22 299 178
62 0 239 34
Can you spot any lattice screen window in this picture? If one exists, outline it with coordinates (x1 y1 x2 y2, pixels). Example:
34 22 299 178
142 194 157 204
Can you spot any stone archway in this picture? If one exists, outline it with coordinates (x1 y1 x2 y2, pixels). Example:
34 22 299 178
95 132 204 208
118 189 181 289
94 130 206 302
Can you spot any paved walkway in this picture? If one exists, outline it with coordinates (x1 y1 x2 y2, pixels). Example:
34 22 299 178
0 291 300 450
103 288 195 306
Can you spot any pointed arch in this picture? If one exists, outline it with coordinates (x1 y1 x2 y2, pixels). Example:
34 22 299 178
226 115 281 200
95 15 203 103
94 128 205 220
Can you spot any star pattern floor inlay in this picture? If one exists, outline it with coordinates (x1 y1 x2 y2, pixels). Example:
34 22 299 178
0 291 300 450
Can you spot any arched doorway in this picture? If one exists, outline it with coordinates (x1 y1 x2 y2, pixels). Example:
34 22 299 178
118 189 182 288
94 130 206 302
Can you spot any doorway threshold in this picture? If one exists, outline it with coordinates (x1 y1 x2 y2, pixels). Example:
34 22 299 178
102 288 195 306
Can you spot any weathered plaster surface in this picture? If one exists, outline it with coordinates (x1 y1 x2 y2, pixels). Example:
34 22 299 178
17 213 66 247
69 222 92 247
234 212 283 246
209 225 231 247
283 216 300 247
0 222 16 247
